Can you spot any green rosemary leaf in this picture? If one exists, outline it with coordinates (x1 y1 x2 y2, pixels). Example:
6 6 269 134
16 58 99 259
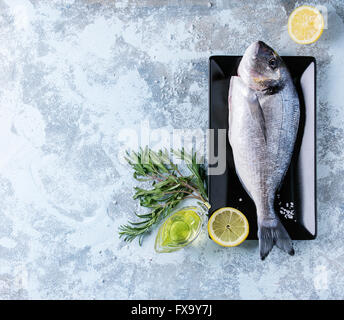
119 147 208 244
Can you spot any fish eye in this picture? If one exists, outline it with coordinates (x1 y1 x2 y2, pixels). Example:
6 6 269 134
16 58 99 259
268 58 277 70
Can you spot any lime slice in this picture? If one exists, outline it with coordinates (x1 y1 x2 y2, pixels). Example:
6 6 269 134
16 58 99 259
208 207 249 247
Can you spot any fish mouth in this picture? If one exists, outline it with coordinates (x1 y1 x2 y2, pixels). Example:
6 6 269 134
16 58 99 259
238 41 282 91
238 41 269 80
244 41 270 60
247 41 275 59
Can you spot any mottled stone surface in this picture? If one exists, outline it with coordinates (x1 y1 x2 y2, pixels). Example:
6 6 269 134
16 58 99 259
0 0 343 299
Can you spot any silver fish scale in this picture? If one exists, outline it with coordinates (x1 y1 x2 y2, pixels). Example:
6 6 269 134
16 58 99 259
228 75 300 223
228 76 269 217
257 78 300 206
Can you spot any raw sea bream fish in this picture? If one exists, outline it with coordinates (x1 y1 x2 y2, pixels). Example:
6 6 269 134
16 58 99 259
228 41 300 260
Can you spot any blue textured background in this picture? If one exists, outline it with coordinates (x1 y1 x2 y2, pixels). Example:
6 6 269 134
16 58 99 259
0 0 343 299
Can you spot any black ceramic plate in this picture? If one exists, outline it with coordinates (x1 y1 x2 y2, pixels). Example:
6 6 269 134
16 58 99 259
208 56 316 240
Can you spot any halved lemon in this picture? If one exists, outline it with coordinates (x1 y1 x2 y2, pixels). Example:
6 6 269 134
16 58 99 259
208 207 249 247
288 5 324 44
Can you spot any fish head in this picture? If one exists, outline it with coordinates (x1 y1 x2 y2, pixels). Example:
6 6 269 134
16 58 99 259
238 41 286 92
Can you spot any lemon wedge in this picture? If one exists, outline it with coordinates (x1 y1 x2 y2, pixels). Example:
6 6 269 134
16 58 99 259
288 5 324 44
208 207 249 247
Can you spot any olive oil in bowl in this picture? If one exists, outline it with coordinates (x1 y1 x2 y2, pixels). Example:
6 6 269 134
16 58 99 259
154 206 204 253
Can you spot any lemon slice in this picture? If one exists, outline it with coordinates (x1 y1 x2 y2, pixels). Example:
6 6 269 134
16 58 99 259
208 207 249 247
288 5 324 44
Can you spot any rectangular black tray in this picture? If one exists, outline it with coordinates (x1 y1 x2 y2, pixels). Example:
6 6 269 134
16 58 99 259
208 56 316 240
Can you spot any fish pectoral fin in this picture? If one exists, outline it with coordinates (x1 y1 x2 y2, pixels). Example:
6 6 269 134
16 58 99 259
248 94 267 142
228 76 266 144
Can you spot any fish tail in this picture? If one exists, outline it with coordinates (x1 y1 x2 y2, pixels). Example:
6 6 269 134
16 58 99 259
258 217 294 260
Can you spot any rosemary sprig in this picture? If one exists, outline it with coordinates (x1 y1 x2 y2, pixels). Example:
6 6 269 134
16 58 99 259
119 147 208 245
